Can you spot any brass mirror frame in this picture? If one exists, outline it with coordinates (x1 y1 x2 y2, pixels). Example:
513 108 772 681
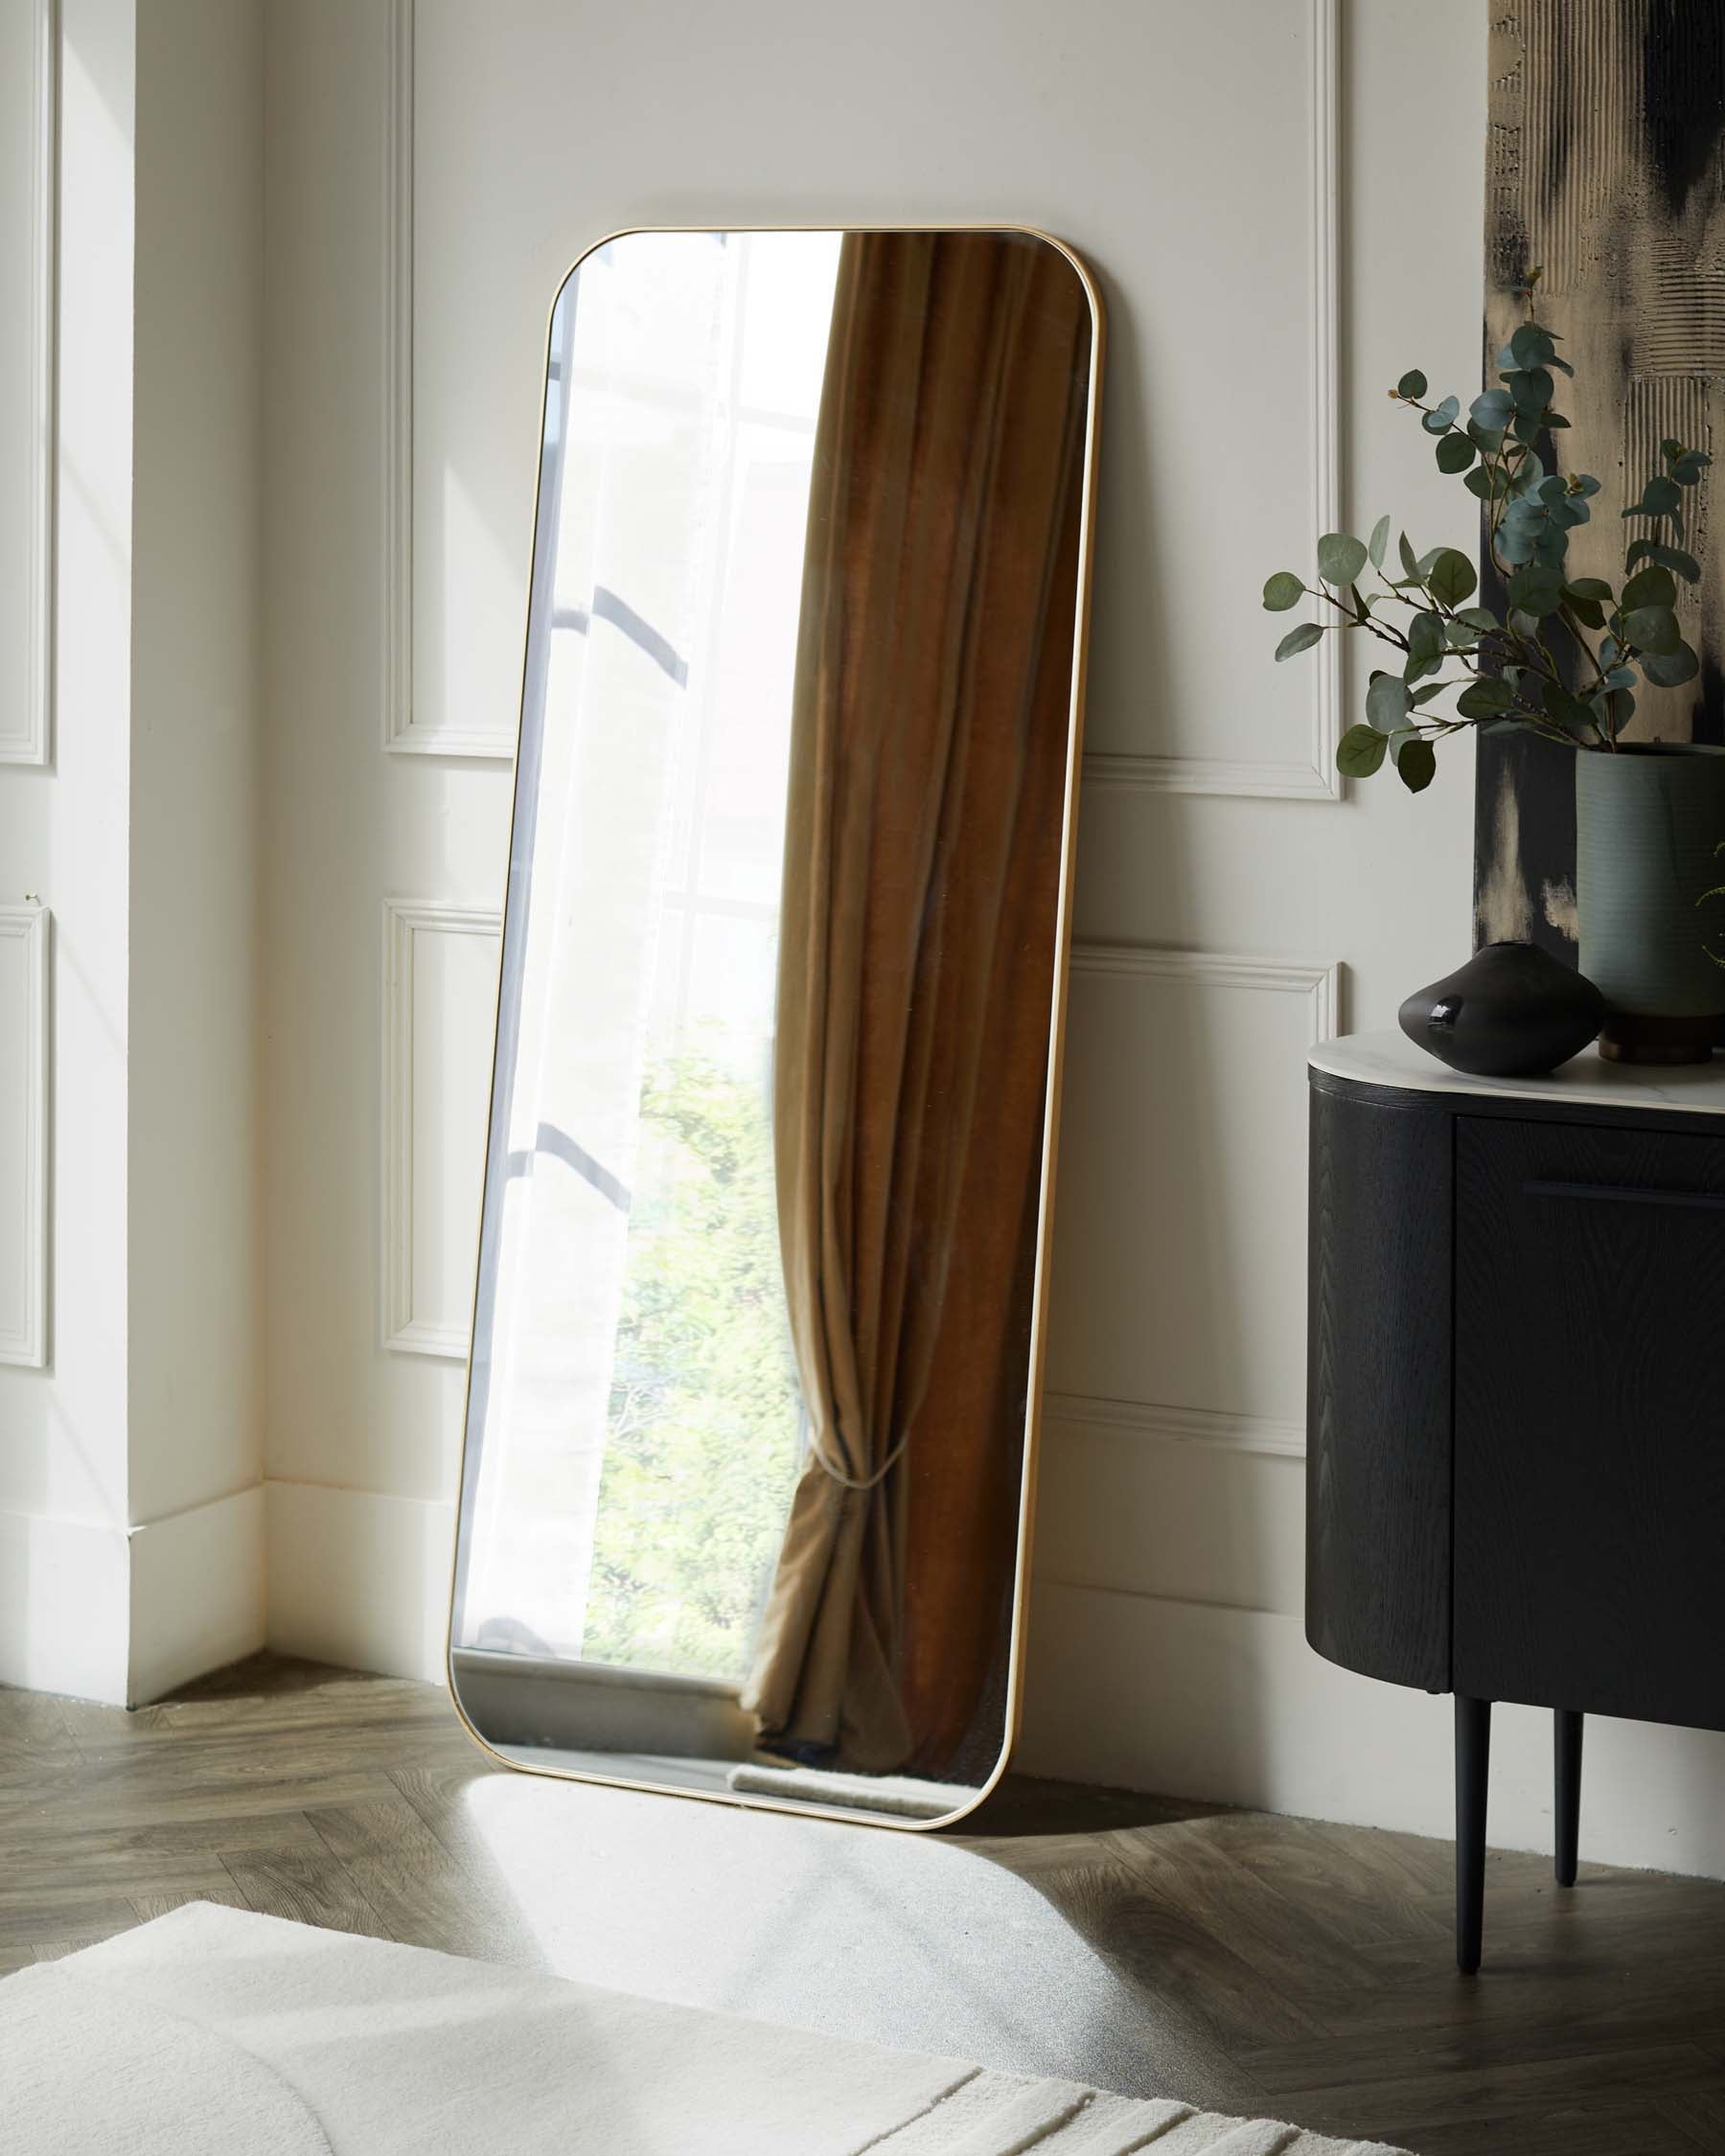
445 223 1106 1830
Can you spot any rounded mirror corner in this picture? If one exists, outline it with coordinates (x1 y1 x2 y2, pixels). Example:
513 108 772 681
544 224 650 315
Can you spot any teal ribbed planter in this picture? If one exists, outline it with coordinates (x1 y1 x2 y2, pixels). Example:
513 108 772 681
1576 743 1725 1063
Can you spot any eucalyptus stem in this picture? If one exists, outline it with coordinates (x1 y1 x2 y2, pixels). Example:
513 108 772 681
1265 276 1710 791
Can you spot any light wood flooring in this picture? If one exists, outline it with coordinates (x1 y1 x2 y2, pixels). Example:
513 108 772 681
5 1653 1725 2153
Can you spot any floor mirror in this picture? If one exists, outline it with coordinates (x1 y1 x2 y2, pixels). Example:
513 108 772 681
447 225 1103 1827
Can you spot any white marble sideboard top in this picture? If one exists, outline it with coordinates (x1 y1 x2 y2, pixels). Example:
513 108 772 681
1310 1027 1725 1115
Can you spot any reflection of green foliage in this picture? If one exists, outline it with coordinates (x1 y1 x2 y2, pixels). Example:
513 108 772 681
582 1047 802 1682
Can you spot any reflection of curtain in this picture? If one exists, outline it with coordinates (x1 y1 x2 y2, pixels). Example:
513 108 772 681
740 232 1092 1773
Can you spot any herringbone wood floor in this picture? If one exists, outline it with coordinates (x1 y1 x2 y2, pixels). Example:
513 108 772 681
4 1654 1725 2153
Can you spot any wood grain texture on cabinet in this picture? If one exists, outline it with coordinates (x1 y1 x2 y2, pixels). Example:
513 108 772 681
1455 1115 1725 1732
1305 1080 1451 1692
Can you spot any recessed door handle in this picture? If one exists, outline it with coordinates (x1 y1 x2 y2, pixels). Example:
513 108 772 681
1526 1179 1725 1213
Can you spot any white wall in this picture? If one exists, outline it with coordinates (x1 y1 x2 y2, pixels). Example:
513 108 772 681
262 0 497 1672
0 0 265 1705
0 0 138 1705
126 0 267 1701
250 0 1725 1880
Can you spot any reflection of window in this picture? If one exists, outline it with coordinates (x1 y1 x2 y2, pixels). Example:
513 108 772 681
458 234 842 1680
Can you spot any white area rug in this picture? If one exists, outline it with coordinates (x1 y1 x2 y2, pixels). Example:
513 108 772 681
0 1903 1409 2154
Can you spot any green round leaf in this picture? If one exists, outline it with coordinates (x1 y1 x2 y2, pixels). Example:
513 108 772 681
1316 532 1369 586
1436 434 1477 475
1337 723 1389 777
1427 548 1478 608
1421 395 1460 436
1625 476 1683 519
1564 577 1614 601
1406 610 1446 668
1622 564 1677 612
1456 677 1514 720
1630 541 1703 584
1366 674 1412 733
1396 369 1428 401
1623 605 1681 655
1393 736 1438 792
1262 571 1305 612
1368 514 1391 570
1275 621 1325 662
1507 563 1564 617
1640 641 1700 688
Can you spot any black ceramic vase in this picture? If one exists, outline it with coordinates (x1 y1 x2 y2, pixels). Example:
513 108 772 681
1398 941 1606 1078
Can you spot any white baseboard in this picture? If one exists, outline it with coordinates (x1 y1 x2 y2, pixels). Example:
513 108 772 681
264 1479 455 1683
0 1504 130 1704
127 1484 267 1706
0 1488 268 1707
1019 1578 1725 1882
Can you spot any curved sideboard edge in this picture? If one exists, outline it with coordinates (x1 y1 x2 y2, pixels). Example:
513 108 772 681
1305 1078 1452 1696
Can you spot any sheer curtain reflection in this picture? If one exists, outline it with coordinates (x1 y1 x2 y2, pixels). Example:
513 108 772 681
460 235 840 1670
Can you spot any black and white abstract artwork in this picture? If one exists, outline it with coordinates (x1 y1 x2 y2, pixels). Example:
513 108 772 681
1476 1 1725 955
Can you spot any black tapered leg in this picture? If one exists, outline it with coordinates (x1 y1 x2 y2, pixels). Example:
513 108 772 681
1554 1709 1583 1889
1455 1694 1491 1975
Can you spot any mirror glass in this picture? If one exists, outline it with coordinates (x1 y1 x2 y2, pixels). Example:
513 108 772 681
449 227 1100 1825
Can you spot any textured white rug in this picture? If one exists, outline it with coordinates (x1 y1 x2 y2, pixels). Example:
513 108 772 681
0 1904 1408 2154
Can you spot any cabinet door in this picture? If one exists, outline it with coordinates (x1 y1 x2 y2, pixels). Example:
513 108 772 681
1456 1114 1725 1730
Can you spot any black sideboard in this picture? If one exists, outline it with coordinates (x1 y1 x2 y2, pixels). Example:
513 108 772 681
1306 1029 1725 1972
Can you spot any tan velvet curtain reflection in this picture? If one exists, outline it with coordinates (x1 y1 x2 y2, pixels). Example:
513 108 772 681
739 233 1091 1773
